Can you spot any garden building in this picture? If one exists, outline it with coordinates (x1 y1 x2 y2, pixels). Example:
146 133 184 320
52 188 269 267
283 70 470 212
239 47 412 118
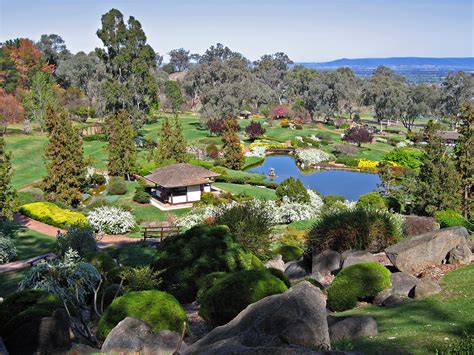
143 163 221 205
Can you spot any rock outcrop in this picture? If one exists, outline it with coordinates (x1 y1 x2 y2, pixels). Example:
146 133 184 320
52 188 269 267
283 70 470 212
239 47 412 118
328 316 378 342
414 278 442 299
265 254 285 272
312 250 342 275
341 250 376 268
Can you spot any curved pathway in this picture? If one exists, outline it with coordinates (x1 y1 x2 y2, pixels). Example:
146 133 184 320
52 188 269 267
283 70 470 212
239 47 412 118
0 253 57 274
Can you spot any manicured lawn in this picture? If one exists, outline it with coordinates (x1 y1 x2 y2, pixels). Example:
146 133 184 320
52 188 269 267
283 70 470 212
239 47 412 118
214 182 276 200
106 243 156 267
13 229 56 261
0 269 29 298
334 264 474 354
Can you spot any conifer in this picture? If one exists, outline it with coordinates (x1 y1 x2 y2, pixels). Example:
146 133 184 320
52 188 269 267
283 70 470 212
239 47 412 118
0 133 15 220
221 117 243 169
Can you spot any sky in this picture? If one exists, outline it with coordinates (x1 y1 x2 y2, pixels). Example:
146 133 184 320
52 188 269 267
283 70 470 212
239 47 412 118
0 0 473 62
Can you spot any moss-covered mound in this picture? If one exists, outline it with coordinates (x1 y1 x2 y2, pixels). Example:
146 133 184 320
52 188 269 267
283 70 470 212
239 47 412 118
273 244 304 263
199 269 289 326
327 262 391 312
97 290 187 340
152 225 260 303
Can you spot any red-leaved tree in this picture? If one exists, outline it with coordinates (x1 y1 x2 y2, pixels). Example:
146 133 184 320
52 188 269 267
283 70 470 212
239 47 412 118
245 121 266 140
343 126 374 147
0 90 25 133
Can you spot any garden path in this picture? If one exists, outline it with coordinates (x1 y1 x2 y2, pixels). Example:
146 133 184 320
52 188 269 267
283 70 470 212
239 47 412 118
0 252 57 274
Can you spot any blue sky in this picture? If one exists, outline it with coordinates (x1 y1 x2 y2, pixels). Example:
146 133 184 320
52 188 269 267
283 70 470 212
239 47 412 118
1 0 472 62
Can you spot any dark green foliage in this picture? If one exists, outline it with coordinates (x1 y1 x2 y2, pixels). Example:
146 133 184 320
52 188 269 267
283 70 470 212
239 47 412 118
199 269 288 326
120 266 160 292
107 176 127 195
434 210 473 230
383 147 424 169
0 134 15 220
85 252 117 274
164 80 184 114
273 244 304 263
155 116 187 163
97 290 187 340
0 290 62 337
267 267 291 288
107 110 137 179
214 202 273 260
133 185 150 204
42 107 85 207
87 173 106 186
214 175 278 189
221 117 244 169
82 134 107 142
275 177 310 203
107 242 156 267
356 192 387 210
57 226 97 257
327 262 391 312
309 206 402 254
195 271 229 303
455 104 473 219
152 225 258 303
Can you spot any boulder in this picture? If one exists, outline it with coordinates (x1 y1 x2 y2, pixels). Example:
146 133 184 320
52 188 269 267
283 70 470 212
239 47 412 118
284 260 310 279
69 343 102 353
373 288 393 306
329 316 378 342
265 254 285 272
185 345 343 354
188 282 330 354
381 294 407 307
101 317 187 353
312 250 341 275
414 278 442 299
390 272 419 297
447 244 472 264
385 227 471 275
341 250 376 268
4 309 71 354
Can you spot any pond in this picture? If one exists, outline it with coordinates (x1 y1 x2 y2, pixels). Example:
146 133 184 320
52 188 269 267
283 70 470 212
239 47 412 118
248 155 381 201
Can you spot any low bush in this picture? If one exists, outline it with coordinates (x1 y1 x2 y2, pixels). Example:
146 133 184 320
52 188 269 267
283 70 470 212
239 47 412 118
356 192 387 210
403 215 439 237
152 225 258 303
433 210 473 230
82 134 107 142
273 244 304 263
133 186 150 204
107 176 127 195
87 206 137 234
120 266 161 292
19 202 88 229
97 290 187 340
335 156 359 167
85 252 117 274
357 159 379 170
327 262 391 311
267 267 291 288
87 173 106 186
276 177 310 203
0 236 17 264
383 147 424 169
0 290 62 337
214 175 278 189
309 206 403 254
333 144 359 157
56 226 97 257
199 269 288 326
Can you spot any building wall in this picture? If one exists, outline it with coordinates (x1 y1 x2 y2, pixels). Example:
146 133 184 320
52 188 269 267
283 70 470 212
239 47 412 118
187 184 201 202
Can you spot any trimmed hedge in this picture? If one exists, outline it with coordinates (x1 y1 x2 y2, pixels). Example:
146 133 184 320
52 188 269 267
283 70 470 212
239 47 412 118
20 202 88 229
327 262 391 311
97 290 187 340
199 269 288 326
273 244 304 263
214 175 279 189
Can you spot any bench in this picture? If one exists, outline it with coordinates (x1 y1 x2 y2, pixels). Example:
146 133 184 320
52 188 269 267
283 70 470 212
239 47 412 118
143 226 180 243
28 253 57 267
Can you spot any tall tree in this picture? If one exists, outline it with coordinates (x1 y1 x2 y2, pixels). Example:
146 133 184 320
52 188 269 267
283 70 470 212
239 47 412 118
164 80 183 116
96 9 158 125
439 71 474 127
221 117 243 169
155 116 187 163
170 116 187 162
36 34 71 67
156 116 174 162
168 48 195 72
455 103 474 218
0 48 19 93
107 110 137 180
0 133 15 220
0 91 24 133
42 107 85 206
400 84 439 132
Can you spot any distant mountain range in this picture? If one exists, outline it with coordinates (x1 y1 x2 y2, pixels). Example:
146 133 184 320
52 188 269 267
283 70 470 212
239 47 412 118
298 57 474 68
296 57 474 83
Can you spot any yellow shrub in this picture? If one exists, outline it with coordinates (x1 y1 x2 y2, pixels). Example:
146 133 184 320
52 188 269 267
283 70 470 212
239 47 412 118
280 119 290 127
20 202 88 229
357 159 379 170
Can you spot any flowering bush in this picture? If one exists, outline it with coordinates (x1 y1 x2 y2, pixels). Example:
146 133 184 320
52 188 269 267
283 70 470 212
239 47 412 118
87 206 137 234
0 237 17 264
296 148 335 166
357 159 379 170
272 105 289 119
245 146 266 158
20 202 88 229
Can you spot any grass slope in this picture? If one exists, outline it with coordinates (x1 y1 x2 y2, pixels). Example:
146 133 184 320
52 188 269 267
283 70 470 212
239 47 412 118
13 229 56 261
214 182 276 200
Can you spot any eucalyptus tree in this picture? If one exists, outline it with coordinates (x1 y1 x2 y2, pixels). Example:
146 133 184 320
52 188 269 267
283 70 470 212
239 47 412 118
439 71 474 127
254 52 293 104
168 48 196 72
36 34 71 67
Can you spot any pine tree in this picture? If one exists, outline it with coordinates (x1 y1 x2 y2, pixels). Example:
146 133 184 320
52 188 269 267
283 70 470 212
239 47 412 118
42 107 85 206
155 116 187 164
170 116 187 163
156 117 174 162
414 121 461 215
455 103 473 218
107 110 137 180
0 133 15 220
221 117 243 169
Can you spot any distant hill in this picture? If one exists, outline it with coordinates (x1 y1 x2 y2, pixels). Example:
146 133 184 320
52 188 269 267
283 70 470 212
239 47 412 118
299 57 474 68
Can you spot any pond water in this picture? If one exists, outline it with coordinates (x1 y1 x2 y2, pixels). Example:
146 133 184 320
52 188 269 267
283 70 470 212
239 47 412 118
248 155 381 201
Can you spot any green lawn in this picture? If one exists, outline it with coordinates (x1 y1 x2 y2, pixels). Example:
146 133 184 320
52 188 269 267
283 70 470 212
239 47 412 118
334 264 474 354
106 243 156 267
13 229 56 261
214 182 276 200
0 269 29 298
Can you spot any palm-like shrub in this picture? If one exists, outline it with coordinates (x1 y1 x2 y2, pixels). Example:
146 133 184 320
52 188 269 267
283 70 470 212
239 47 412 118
97 290 187 340
327 262 391 311
87 206 136 234
199 269 288 326
151 225 259 303
308 206 402 254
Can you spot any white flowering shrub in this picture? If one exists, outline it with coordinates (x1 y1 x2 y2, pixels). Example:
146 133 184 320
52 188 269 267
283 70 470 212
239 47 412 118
0 237 17 264
296 148 335 166
273 189 324 223
245 146 267 158
87 206 137 234
376 137 388 143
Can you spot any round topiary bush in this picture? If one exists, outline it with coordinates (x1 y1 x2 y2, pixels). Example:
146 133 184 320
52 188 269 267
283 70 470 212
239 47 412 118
356 192 387 210
308 206 402 255
327 262 391 312
97 290 187 340
152 225 259 303
273 244 304 263
199 269 289 326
